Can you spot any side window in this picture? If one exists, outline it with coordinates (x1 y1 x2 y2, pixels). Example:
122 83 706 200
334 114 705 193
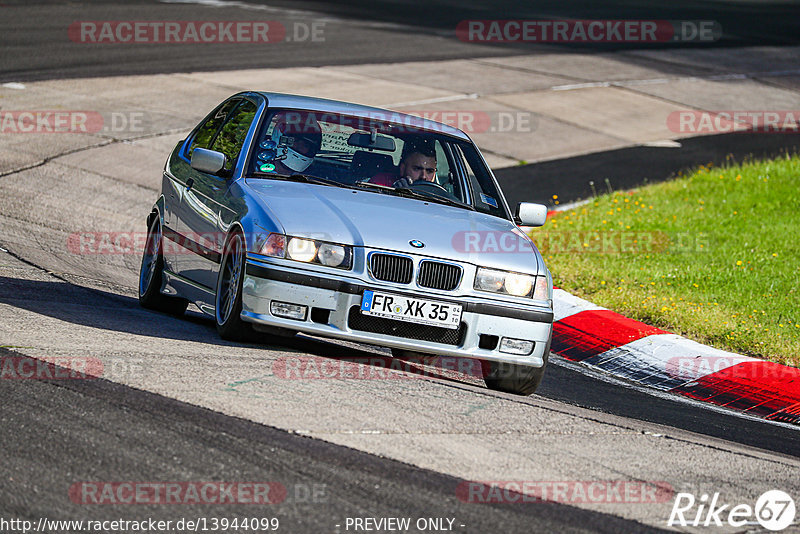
454 144 507 219
187 99 241 158
435 141 449 178
211 99 258 172
438 141 464 200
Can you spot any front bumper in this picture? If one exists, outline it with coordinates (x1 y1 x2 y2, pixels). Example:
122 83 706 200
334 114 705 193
241 257 553 367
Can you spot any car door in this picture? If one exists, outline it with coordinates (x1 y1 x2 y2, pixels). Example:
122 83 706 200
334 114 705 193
163 98 241 275
176 97 258 291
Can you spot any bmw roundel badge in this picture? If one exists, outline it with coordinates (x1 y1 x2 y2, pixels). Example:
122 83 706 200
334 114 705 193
409 240 425 248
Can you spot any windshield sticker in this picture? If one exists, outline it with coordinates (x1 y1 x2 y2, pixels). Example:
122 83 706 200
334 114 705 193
259 163 276 172
480 193 498 208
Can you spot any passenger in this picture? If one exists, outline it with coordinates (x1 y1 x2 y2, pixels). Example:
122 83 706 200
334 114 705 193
269 112 322 174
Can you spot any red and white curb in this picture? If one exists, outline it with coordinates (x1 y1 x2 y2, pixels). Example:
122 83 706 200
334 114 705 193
550 288 800 425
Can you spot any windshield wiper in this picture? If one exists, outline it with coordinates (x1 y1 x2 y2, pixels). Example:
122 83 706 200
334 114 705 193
388 184 475 210
250 173 474 210
249 172 349 188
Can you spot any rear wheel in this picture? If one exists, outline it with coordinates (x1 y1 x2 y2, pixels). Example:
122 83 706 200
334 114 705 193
483 345 549 396
138 215 188 316
215 231 253 341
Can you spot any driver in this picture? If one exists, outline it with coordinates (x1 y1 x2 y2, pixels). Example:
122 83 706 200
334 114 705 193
369 140 436 188
269 112 322 174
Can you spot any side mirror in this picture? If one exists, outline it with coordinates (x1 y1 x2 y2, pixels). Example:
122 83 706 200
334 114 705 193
515 202 548 227
191 148 227 175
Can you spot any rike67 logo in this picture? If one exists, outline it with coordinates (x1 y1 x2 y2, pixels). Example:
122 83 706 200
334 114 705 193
668 490 796 531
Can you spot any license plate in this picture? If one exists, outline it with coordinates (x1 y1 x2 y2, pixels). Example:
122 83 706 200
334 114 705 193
360 290 462 329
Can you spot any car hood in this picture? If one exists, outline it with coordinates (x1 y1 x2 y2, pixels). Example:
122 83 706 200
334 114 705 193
245 180 542 274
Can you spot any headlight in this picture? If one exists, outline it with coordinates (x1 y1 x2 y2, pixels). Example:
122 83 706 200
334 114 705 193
258 233 351 269
287 237 317 262
504 272 533 296
318 243 347 267
474 268 505 292
474 268 538 298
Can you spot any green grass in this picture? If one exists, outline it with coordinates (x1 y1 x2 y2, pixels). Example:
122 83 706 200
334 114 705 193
530 154 800 367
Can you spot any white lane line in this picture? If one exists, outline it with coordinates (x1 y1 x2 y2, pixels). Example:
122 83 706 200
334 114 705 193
158 0 420 32
159 0 321 16
642 140 682 148
551 69 800 91
547 198 593 212
387 93 479 108
551 81 612 91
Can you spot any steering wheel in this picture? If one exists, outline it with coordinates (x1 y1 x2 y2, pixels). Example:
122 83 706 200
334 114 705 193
410 180 460 202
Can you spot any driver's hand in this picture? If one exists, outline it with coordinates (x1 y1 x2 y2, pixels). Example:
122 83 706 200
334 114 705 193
392 177 413 188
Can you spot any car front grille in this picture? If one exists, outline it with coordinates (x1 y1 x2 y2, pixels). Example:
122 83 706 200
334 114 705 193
369 253 413 284
347 306 465 346
417 261 461 291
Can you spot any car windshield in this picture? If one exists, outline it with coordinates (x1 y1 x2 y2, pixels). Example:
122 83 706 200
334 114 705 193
246 108 509 219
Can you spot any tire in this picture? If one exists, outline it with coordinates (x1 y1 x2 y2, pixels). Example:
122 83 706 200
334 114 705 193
482 340 550 396
139 214 188 316
215 231 253 341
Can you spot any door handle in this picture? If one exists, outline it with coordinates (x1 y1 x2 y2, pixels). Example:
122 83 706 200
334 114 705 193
185 178 194 191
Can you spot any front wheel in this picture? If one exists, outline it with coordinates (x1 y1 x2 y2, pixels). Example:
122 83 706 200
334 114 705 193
139 215 188 316
483 349 549 396
215 231 253 341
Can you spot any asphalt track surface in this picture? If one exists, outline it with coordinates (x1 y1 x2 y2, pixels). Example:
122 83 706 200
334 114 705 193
2 1 800 532
0 344 666 534
0 270 797 532
2 0 800 82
